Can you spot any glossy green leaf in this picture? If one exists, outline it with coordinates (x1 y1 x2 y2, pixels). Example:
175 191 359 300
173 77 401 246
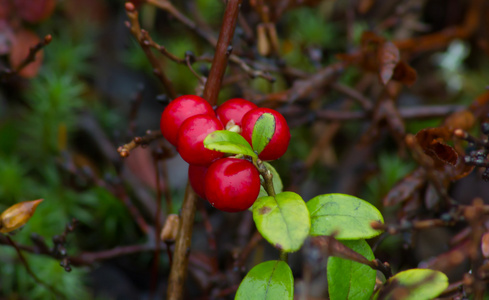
258 162 283 198
252 113 275 155
235 260 293 300
373 269 449 300
307 193 383 240
253 192 310 252
204 130 257 158
327 239 376 300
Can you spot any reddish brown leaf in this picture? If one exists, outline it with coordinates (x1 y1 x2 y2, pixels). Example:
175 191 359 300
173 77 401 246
429 142 458 166
469 91 489 119
9 29 43 78
415 128 458 170
378 41 400 85
14 0 56 23
361 31 385 46
445 156 475 181
358 0 375 14
384 168 426 207
64 0 108 25
392 60 417 86
443 110 475 131
482 232 489 258
0 0 12 20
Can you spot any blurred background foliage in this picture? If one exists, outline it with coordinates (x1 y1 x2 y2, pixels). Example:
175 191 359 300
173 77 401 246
0 0 488 299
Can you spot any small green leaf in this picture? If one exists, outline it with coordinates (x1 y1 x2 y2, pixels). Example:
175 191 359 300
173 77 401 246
327 239 376 300
204 130 257 158
252 113 275 155
235 260 293 300
307 193 383 240
258 162 283 198
373 269 449 300
253 192 310 252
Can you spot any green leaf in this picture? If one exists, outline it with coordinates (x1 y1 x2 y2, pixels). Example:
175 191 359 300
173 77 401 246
253 192 310 252
204 130 257 158
252 113 275 155
258 162 283 198
327 239 376 300
235 260 293 300
307 193 383 240
373 269 449 300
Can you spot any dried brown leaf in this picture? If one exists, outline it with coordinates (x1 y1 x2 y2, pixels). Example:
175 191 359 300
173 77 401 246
415 128 458 170
482 232 489 258
14 0 56 23
358 0 375 14
392 60 417 86
384 168 425 207
378 41 400 85
443 110 475 131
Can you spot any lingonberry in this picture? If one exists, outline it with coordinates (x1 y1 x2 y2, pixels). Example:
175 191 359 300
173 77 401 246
160 95 214 146
177 114 224 165
204 158 260 212
216 98 257 129
241 108 290 161
188 164 208 199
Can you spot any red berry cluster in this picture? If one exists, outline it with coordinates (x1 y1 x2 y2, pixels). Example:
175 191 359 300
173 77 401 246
160 95 290 212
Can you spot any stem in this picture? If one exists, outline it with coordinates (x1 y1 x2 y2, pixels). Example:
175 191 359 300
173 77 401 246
166 184 197 300
202 0 242 106
279 250 288 262
166 1 242 299
256 160 276 197
6 236 64 298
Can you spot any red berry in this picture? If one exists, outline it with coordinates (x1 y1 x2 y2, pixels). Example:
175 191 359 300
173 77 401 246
177 114 224 165
241 108 290 161
216 98 257 129
188 164 208 199
204 158 260 212
160 95 214 146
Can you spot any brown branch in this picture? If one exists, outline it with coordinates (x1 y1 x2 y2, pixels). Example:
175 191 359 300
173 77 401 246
1 34 52 80
166 2 242 299
202 0 242 106
234 231 263 269
331 82 373 111
150 153 164 296
5 236 65 298
166 184 198 300
288 104 465 122
311 235 392 279
254 61 346 104
117 129 162 158
125 3 178 99
146 0 274 82
146 0 218 46
71 243 157 266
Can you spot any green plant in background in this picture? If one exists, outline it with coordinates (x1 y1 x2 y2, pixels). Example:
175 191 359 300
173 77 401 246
0 10 137 299
364 153 415 207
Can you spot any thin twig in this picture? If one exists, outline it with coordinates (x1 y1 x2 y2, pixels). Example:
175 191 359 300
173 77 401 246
125 3 178 99
6 236 65 299
117 129 162 157
0 34 53 80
